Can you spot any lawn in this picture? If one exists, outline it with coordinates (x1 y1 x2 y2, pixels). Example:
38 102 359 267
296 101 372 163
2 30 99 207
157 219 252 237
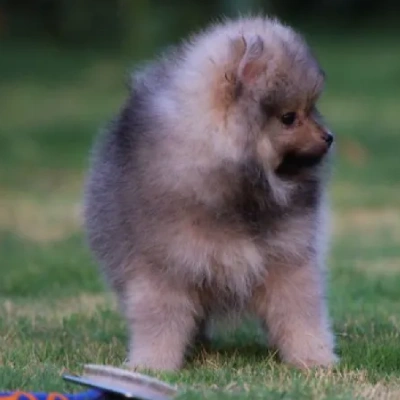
1 30 400 399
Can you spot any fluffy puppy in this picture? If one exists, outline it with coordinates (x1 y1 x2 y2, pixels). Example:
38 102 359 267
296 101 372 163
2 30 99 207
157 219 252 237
83 15 338 371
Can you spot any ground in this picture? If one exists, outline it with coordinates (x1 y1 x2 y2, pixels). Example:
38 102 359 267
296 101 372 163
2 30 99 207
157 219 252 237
0 31 400 399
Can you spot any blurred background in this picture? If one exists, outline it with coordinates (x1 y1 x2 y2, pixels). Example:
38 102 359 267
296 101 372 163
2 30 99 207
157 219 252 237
0 1 399 294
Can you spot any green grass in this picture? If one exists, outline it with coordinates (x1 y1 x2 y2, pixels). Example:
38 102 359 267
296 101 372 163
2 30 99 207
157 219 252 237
1 30 400 399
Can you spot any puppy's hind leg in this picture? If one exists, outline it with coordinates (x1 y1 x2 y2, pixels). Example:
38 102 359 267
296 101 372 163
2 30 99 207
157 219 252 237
252 262 338 369
122 272 200 371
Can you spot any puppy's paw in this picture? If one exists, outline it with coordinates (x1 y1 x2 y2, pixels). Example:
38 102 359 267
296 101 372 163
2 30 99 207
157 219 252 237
281 343 338 370
125 349 183 372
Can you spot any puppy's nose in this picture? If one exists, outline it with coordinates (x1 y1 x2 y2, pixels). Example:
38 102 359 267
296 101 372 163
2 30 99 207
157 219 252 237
322 131 334 146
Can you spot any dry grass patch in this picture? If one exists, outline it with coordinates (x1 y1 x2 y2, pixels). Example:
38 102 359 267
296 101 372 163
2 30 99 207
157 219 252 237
183 368 400 400
334 207 400 237
0 177 84 243
353 382 400 400
336 138 369 166
0 294 116 322
332 182 400 208
353 257 400 277
310 369 400 400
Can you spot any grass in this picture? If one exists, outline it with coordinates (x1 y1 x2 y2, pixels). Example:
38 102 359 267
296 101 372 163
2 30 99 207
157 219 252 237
1 28 400 399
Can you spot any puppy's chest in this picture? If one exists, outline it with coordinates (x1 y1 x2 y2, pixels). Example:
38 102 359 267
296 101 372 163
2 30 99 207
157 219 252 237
193 206 314 294
187 212 313 306
186 224 267 299
178 211 285 290
168 168 319 294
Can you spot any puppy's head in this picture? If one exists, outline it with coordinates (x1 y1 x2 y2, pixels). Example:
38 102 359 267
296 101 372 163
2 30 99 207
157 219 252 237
208 19 333 175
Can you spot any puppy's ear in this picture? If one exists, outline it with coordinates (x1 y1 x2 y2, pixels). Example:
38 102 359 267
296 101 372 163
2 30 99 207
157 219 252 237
229 35 265 84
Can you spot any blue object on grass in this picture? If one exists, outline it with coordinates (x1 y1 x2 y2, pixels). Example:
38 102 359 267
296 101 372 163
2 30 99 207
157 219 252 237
0 364 177 400
0 389 103 400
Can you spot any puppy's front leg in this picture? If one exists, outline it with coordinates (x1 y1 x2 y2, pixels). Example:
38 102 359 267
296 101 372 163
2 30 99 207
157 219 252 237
253 262 337 369
123 274 199 371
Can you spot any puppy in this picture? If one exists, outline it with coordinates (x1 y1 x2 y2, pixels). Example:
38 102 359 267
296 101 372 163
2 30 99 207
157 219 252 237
83 15 338 371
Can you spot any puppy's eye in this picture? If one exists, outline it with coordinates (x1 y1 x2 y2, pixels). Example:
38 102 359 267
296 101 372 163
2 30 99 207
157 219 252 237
280 112 297 126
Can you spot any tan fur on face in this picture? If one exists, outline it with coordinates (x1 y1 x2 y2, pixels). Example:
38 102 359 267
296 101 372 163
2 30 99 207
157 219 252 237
83 15 338 373
274 110 331 159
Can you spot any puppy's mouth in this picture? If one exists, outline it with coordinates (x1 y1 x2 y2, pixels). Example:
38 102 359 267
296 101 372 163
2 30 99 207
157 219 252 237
275 150 327 176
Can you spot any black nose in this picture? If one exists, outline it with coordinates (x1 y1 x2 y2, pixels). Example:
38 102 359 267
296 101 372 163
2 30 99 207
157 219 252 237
322 132 334 146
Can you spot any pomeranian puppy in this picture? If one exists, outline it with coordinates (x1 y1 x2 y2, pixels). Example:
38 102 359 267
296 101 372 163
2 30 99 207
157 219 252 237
83 15 337 371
